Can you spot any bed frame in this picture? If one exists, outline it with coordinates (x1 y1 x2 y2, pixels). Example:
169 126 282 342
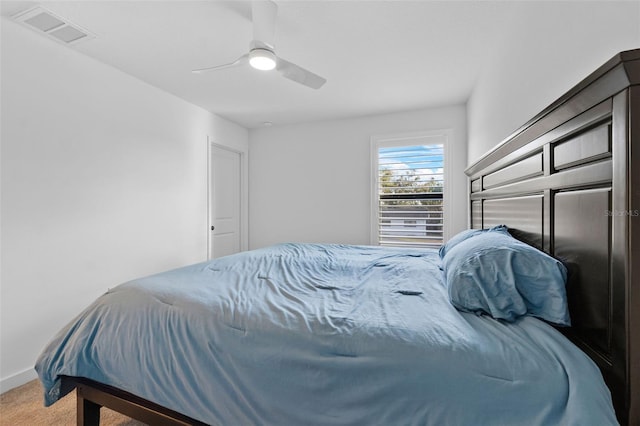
466 49 639 425
62 49 639 425
60 376 208 426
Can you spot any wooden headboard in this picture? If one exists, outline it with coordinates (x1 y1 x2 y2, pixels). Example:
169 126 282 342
465 49 639 426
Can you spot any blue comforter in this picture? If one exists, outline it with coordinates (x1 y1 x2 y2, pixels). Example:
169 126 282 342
36 243 618 425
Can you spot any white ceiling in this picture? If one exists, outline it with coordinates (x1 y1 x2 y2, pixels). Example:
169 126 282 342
1 0 520 128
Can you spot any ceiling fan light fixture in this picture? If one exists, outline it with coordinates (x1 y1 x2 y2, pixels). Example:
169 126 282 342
249 48 277 71
192 0 326 89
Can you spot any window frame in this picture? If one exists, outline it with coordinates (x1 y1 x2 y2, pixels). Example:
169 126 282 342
370 130 452 247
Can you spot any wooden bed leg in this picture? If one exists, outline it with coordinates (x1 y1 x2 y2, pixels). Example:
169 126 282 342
77 386 101 426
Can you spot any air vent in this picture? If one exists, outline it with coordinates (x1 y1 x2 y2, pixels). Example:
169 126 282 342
12 6 95 45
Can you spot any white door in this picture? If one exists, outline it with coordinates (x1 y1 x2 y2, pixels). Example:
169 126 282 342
209 144 242 259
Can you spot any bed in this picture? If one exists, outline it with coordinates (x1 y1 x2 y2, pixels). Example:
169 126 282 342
35 49 639 425
37 242 617 425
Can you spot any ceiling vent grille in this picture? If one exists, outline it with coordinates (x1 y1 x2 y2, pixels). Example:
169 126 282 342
12 6 95 45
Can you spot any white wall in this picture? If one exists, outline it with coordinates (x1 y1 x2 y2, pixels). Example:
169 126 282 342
467 1 640 165
0 19 248 391
249 105 467 250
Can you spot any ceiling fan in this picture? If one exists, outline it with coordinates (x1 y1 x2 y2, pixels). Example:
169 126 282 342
192 0 326 90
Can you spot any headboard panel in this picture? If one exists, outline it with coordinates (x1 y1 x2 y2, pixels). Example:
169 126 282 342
483 195 544 249
466 49 640 426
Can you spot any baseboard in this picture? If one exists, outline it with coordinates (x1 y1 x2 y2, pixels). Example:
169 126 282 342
0 368 37 394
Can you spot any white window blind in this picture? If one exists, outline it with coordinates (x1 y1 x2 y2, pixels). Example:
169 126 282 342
376 143 444 248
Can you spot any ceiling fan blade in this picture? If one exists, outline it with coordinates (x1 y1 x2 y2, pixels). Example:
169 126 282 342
192 54 249 74
277 58 326 89
252 0 277 48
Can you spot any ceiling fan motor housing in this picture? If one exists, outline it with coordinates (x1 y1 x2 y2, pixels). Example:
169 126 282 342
249 47 277 71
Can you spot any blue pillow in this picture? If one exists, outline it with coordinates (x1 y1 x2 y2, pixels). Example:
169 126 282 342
442 229 570 326
438 225 508 259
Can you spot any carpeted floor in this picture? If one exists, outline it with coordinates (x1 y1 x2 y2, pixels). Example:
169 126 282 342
0 379 145 425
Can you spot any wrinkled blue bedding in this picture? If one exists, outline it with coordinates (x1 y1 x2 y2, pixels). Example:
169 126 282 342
36 243 617 425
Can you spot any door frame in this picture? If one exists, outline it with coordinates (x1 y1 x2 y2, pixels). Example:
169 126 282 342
207 138 249 259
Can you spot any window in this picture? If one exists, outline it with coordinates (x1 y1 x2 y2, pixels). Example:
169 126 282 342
371 132 449 248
